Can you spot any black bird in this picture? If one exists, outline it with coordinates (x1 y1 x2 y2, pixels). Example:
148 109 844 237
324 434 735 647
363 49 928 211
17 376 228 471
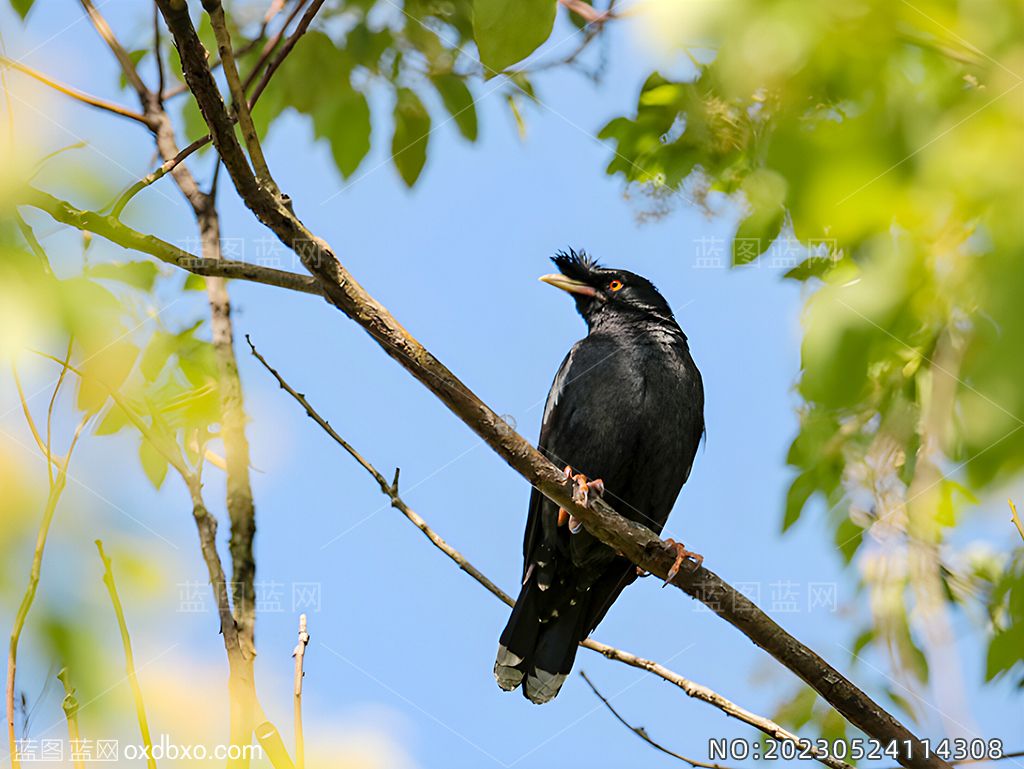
494 250 705 704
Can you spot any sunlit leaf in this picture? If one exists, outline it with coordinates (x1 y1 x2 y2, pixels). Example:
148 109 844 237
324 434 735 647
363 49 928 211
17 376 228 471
472 0 556 75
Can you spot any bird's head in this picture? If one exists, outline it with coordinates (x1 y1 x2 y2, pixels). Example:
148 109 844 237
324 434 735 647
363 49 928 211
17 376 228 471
539 249 677 329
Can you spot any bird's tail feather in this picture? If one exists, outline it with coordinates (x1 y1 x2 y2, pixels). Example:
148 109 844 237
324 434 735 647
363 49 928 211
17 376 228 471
494 579 588 704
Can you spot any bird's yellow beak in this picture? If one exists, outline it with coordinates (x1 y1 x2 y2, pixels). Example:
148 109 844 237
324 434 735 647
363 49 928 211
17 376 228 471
539 273 597 297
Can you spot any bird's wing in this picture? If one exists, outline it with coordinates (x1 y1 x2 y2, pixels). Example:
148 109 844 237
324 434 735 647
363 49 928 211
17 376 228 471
522 337 635 585
520 346 576 583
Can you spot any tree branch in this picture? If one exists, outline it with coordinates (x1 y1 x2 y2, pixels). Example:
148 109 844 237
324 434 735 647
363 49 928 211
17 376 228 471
203 0 276 192
247 0 324 106
78 0 151 101
0 56 150 125
246 336 855 769
19 186 321 295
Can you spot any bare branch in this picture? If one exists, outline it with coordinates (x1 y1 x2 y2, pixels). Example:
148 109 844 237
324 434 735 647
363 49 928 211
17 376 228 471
78 0 151 101
0 56 150 125
246 337 855 769
580 671 740 769
241 0 310 94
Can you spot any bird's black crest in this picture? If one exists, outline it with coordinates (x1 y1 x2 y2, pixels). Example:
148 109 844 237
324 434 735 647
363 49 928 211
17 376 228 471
551 249 600 281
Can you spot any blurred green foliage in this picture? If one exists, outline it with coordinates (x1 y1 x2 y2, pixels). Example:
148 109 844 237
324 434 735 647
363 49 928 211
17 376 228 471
597 0 1024 725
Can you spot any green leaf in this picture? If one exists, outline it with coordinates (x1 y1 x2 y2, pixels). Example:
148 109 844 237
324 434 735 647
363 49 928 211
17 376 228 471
183 273 206 291
10 0 34 18
86 261 159 291
391 88 431 187
139 439 168 490
783 471 816 532
431 73 478 142
312 85 371 178
473 0 557 75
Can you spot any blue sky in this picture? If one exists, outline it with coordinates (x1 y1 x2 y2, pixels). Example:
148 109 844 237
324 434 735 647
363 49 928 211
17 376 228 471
1 2 1021 767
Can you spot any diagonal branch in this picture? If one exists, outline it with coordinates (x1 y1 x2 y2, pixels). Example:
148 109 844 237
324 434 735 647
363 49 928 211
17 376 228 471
0 56 150 125
247 0 324 106
580 671 736 769
245 336 854 769
19 186 320 295
78 0 150 101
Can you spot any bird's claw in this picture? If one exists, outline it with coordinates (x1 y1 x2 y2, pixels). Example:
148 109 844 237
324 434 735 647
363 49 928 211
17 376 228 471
661 538 703 587
556 467 604 533
571 473 604 507
570 472 604 533
636 566 650 577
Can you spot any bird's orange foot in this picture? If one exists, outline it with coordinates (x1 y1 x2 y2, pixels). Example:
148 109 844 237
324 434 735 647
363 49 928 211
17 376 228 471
636 566 650 577
557 466 573 527
567 473 604 533
661 538 703 587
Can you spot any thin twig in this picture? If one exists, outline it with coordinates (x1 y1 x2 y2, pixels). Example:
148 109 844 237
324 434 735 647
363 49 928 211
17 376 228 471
78 0 150 100
580 671 743 769
95 541 157 769
1010 500 1024 543
162 0 284 101
242 0 309 94
10 363 50 462
292 614 309 769
109 135 210 218
0 56 150 125
245 337 854 769
110 0 306 218
153 2 165 104
247 0 325 106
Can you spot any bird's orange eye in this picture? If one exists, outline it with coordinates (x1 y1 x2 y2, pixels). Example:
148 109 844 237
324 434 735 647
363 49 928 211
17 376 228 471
609 280 624 292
